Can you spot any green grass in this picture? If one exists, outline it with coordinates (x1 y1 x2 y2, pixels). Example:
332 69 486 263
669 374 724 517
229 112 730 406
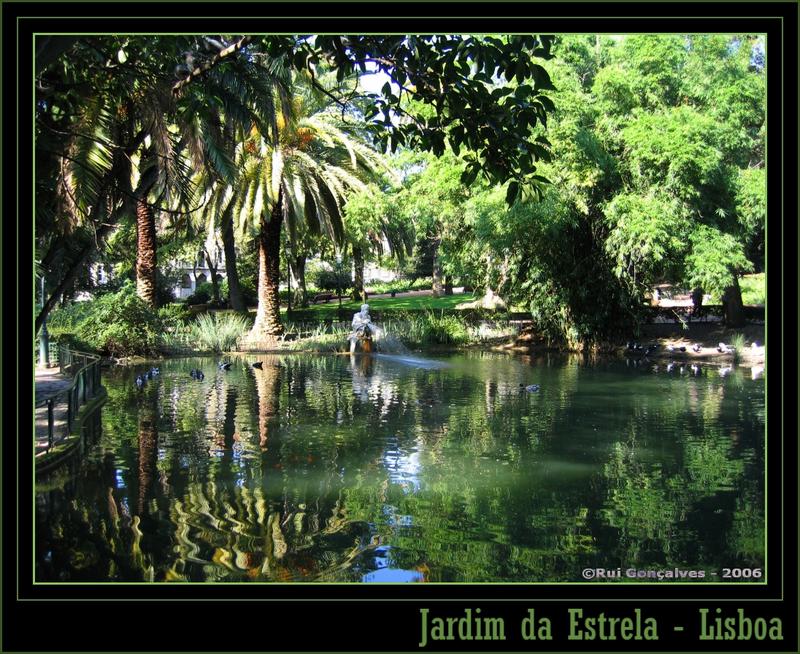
740 273 765 306
282 292 477 320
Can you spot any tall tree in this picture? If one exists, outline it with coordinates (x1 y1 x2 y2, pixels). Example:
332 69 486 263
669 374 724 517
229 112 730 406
235 75 384 340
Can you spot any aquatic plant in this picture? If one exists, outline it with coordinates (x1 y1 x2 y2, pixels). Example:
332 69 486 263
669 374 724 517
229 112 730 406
187 312 252 353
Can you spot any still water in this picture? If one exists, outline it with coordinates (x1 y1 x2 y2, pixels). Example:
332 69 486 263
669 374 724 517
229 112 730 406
35 351 765 583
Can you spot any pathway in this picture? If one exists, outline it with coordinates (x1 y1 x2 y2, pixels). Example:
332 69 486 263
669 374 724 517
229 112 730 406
35 367 73 455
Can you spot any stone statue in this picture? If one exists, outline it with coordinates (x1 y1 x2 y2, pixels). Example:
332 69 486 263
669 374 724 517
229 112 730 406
349 304 374 353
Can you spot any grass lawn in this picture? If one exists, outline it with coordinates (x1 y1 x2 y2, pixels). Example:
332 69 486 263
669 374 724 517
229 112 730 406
282 291 477 320
740 273 765 306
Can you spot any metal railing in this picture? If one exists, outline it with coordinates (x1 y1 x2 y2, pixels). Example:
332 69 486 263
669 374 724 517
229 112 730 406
36 347 103 453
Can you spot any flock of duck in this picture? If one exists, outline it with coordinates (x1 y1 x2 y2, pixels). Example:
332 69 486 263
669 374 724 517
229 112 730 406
134 340 762 391
625 340 763 379
625 341 750 356
135 361 268 389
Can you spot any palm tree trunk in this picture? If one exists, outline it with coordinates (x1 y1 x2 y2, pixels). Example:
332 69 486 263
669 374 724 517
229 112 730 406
135 197 158 308
351 245 366 302
136 404 158 515
254 359 281 450
221 206 246 312
250 192 285 339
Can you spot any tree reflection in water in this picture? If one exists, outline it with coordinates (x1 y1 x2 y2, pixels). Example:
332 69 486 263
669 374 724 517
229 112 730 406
35 353 765 582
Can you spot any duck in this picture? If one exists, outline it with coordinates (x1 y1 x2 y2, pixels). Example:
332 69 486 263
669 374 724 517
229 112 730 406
719 366 733 377
717 342 735 354
524 384 540 393
666 362 676 373
252 361 263 369
667 344 687 353
135 375 145 389
751 366 764 380
150 367 160 376
691 343 702 353
750 341 761 349
690 364 701 376
218 361 232 371
645 344 659 356
196 369 204 380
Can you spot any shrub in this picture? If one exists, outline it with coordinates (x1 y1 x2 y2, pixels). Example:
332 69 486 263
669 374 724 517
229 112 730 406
77 283 162 356
219 278 257 307
314 267 352 293
185 282 214 305
47 301 96 342
158 303 193 330
187 312 252 352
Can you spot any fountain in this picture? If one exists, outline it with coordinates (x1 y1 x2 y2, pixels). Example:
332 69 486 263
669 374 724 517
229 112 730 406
347 303 449 369
348 304 375 354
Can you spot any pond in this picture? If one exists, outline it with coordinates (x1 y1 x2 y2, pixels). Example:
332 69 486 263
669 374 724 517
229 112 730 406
35 351 765 583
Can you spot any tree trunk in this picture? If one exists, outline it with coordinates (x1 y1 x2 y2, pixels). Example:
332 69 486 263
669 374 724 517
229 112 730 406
351 245 366 302
254 358 281 451
289 255 308 307
723 276 745 327
444 275 453 296
221 206 246 312
135 197 158 308
136 404 158 515
204 248 220 305
431 239 444 298
250 192 285 339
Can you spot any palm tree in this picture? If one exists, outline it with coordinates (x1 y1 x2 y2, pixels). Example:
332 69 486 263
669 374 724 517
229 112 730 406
177 46 292 313
234 75 385 341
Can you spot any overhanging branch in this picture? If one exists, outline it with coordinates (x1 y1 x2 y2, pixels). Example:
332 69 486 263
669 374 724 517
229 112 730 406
171 36 253 97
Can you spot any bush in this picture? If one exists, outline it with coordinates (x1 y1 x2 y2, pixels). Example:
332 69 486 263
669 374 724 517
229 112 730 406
77 283 162 357
219 277 257 307
158 303 193 330
47 301 96 342
187 312 252 352
185 282 214 305
314 267 352 293
366 277 432 295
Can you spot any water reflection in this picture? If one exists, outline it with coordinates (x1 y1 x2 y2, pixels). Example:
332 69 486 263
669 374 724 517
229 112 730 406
35 353 765 582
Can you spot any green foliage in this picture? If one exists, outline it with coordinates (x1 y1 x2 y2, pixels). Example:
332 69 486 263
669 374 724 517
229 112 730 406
219 276 257 307
302 35 557 199
158 303 193 330
685 225 753 298
739 273 764 306
47 301 96 343
384 311 470 347
604 192 688 285
75 282 163 356
729 333 746 364
186 312 253 353
185 282 214 305
365 277 431 295
312 266 352 293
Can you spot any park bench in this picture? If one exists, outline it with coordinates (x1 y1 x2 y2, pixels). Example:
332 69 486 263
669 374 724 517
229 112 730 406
313 292 335 304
